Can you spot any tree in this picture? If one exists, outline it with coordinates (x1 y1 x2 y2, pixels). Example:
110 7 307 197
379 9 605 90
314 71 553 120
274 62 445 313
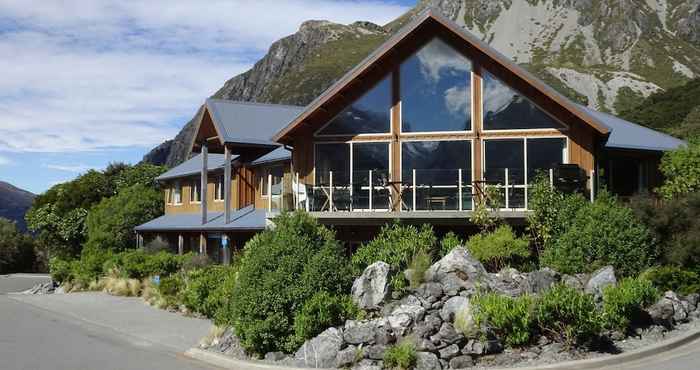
0 218 36 274
113 163 167 193
85 183 163 252
657 138 700 199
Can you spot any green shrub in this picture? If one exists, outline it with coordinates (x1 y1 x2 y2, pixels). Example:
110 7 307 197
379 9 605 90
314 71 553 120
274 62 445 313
640 266 700 295
527 176 584 252
49 257 73 284
630 193 700 272
467 225 530 272
535 285 602 346
72 245 113 285
103 250 185 280
473 293 535 346
352 222 436 290
541 192 656 277
407 248 432 288
657 138 700 199
602 278 658 331
182 265 237 318
230 211 353 354
292 292 359 343
439 231 463 257
383 338 417 370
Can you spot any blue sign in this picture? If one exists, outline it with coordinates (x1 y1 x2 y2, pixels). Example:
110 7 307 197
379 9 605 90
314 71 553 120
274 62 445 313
152 275 160 286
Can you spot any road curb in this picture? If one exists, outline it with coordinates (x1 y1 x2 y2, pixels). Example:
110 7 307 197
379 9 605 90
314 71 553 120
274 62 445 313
185 327 700 370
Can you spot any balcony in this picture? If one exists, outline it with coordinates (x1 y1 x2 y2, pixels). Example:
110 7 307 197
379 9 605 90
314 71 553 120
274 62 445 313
263 166 595 224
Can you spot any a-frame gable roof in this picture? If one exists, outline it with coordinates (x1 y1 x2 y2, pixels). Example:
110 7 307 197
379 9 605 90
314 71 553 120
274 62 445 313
273 9 612 144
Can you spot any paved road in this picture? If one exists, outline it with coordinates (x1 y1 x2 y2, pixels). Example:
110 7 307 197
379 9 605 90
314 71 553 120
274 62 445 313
0 275 217 370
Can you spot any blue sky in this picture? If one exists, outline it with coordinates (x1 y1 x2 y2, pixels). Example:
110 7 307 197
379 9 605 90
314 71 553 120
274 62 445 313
0 1 416 194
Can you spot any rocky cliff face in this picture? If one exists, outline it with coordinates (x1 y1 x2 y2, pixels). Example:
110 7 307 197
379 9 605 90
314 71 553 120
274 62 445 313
143 0 700 167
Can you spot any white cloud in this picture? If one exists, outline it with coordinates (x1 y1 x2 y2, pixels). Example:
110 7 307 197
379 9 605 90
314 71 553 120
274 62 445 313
44 164 95 173
0 1 410 153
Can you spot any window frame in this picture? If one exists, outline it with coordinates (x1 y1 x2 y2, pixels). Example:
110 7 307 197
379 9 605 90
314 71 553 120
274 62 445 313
214 175 224 202
172 181 182 206
481 135 569 210
260 165 284 198
190 179 202 204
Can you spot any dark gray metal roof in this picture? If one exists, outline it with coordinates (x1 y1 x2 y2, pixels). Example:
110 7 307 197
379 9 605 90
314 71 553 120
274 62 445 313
134 205 267 232
156 153 236 181
249 146 291 166
577 105 686 152
206 99 304 147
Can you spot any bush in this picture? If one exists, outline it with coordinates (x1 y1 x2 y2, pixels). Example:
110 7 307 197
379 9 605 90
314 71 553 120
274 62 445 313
473 293 535 346
49 257 73 284
527 176 584 252
230 211 353 354
352 222 436 290
383 338 417 370
292 292 359 343
657 138 700 199
103 250 185 280
72 245 113 285
439 231 463 257
0 218 37 274
541 192 656 277
182 265 237 318
640 266 700 295
630 193 700 272
602 278 658 331
467 225 530 272
535 285 602 346
85 183 163 252
407 248 431 288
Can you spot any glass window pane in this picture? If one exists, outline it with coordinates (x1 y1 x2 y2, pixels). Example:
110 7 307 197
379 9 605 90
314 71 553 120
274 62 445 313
401 38 472 133
484 139 525 184
402 140 471 210
315 144 350 186
483 72 565 130
527 138 566 180
317 76 391 135
353 142 390 209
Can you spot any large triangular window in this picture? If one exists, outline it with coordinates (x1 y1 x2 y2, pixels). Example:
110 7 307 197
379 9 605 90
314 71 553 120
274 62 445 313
316 76 391 136
482 72 565 130
401 38 472 132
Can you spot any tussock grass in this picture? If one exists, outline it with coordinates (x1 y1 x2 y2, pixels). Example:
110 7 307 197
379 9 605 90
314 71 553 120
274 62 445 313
198 325 227 348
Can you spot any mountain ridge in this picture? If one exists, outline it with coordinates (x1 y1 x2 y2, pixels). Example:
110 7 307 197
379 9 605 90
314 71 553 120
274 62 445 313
142 0 700 167
0 181 35 232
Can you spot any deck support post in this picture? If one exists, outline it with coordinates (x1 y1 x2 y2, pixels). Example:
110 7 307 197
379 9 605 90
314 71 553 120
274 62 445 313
177 234 184 255
224 144 232 224
201 142 208 225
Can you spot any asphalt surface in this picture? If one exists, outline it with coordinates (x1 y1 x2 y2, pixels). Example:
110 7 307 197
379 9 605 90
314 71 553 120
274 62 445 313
0 274 217 370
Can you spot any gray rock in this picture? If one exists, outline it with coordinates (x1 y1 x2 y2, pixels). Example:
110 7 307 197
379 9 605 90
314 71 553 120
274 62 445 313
438 344 460 360
294 327 344 368
449 355 474 369
374 324 395 346
490 268 527 297
344 320 380 345
432 323 464 345
414 314 443 339
685 293 700 310
440 296 469 322
415 282 444 303
561 274 585 291
366 345 387 360
647 293 676 326
668 291 689 322
387 313 412 337
462 338 502 355
584 266 617 298
525 268 560 294
335 345 359 368
352 262 391 310
351 359 382 370
264 352 286 361
416 338 437 352
425 248 488 296
415 352 441 370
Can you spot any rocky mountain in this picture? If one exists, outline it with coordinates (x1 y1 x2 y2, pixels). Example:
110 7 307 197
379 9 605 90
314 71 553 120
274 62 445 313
143 0 700 167
0 181 35 232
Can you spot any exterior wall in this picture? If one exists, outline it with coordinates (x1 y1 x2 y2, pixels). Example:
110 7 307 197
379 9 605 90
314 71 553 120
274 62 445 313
163 172 237 215
253 161 293 210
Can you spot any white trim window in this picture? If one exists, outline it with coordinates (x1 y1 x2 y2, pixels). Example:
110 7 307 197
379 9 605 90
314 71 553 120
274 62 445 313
260 166 283 197
214 175 224 201
190 179 202 203
172 181 182 205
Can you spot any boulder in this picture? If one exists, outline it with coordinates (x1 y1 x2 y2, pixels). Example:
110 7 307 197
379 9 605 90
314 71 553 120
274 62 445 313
584 266 617 298
415 282 444 303
415 352 441 370
438 344 460 360
425 248 488 296
351 359 382 370
647 291 679 326
561 274 585 291
525 268 560 294
461 338 502 356
366 345 387 360
440 296 469 322
352 262 391 310
685 293 700 311
414 314 443 339
431 323 464 345
490 268 527 297
294 327 344 368
449 355 474 369
335 345 358 368
344 320 381 345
